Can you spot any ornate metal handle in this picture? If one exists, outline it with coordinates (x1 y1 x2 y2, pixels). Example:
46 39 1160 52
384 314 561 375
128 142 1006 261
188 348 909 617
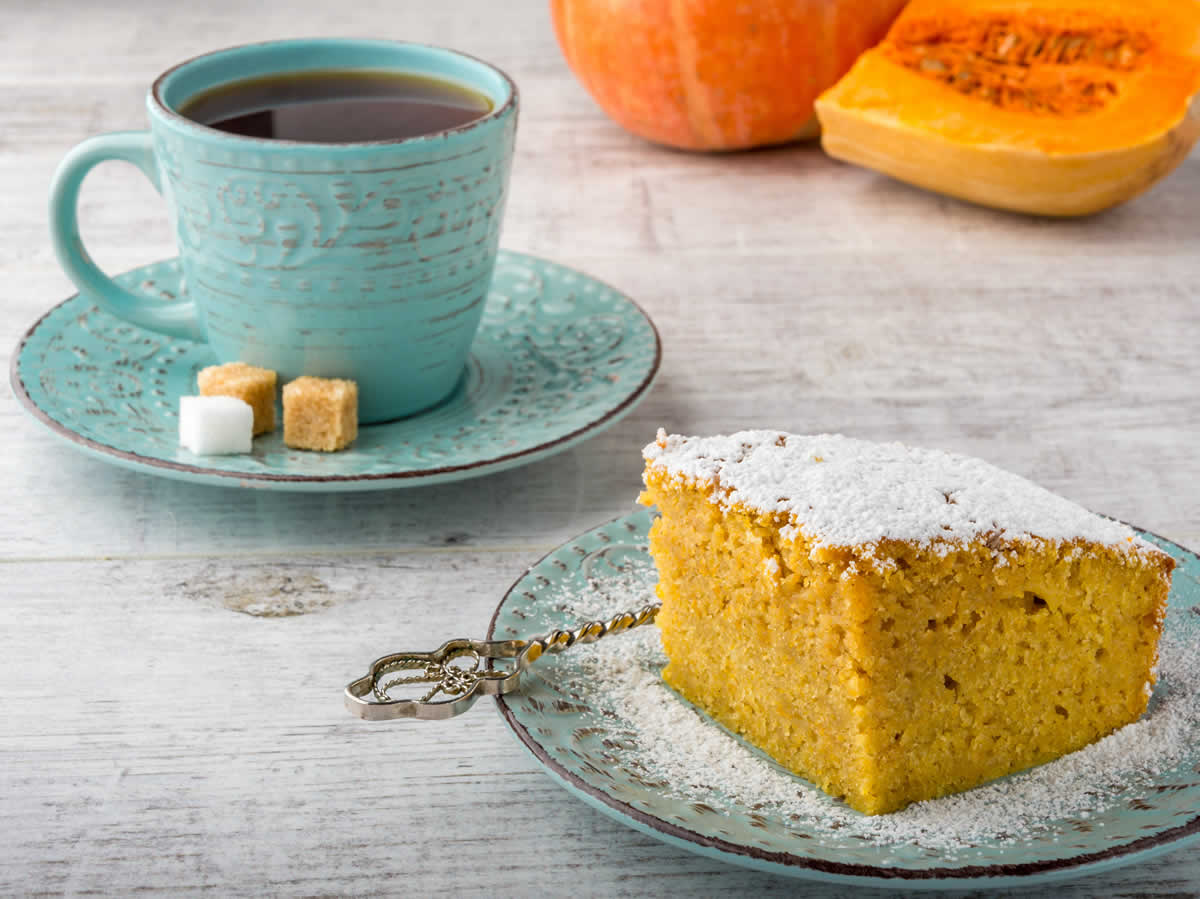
344 603 660 721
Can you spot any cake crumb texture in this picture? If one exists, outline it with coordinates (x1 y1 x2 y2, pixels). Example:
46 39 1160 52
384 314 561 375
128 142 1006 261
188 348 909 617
197 362 277 436
282 376 358 452
640 430 1175 815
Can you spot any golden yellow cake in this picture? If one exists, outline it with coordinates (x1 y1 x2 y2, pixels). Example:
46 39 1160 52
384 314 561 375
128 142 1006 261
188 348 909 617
197 362 277 436
282 376 358 452
639 430 1175 815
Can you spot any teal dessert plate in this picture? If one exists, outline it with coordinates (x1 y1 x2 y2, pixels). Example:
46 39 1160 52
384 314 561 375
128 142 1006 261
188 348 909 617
12 251 660 490
490 508 1200 889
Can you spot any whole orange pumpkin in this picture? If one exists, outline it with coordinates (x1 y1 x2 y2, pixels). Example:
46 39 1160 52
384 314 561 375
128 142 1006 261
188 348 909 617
550 0 909 151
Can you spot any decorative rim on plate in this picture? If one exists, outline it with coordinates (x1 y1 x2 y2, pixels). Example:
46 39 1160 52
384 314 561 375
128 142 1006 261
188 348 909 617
11 251 661 491
489 508 1200 889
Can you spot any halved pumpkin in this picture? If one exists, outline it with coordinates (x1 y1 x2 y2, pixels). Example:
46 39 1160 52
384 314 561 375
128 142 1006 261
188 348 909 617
815 0 1200 216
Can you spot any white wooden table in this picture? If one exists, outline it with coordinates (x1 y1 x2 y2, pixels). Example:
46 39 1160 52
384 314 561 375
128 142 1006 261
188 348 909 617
3 1 1198 895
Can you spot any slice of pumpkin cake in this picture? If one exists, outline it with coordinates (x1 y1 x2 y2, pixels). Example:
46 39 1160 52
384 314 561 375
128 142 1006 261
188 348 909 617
639 430 1175 815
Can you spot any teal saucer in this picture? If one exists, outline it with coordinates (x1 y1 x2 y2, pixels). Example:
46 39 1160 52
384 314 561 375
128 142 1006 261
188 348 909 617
491 509 1200 889
12 251 660 490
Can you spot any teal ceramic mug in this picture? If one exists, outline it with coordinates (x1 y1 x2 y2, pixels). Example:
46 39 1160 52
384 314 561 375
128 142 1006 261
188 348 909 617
49 38 518 423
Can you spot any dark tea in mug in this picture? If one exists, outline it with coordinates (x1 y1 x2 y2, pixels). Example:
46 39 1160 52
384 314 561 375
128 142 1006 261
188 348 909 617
179 69 494 142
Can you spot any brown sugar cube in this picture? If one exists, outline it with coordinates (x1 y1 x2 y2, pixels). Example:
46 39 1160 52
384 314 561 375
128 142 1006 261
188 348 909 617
282 376 358 452
197 362 277 436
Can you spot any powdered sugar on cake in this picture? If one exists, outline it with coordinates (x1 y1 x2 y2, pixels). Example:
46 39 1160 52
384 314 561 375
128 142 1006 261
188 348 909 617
644 429 1158 558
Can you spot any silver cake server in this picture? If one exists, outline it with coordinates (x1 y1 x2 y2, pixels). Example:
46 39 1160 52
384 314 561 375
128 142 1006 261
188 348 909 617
345 603 660 721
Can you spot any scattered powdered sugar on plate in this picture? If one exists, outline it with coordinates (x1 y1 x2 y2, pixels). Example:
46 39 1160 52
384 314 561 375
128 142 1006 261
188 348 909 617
533 562 1200 852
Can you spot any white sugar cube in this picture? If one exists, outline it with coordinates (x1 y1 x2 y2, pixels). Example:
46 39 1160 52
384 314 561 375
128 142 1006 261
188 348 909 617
179 395 253 455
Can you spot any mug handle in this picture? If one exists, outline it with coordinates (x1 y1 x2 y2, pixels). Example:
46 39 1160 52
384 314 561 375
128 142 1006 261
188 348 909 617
49 131 204 341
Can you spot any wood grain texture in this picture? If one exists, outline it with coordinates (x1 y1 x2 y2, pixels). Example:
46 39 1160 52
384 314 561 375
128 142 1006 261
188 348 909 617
2 0 1198 894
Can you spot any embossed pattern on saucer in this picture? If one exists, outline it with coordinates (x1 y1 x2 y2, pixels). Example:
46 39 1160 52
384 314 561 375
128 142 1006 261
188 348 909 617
491 509 1200 890
12 251 660 490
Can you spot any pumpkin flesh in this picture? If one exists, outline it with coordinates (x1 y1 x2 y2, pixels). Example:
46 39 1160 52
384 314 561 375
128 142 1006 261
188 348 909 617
816 0 1200 215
